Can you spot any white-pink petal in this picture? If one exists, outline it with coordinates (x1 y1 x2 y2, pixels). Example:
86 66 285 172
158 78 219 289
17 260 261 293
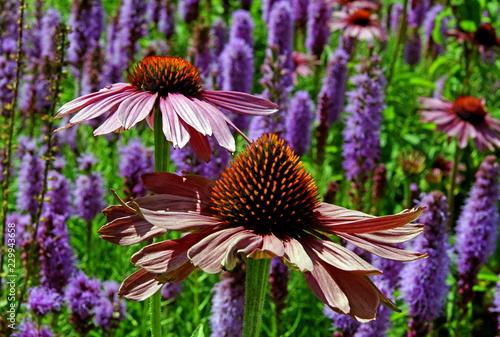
202 90 278 115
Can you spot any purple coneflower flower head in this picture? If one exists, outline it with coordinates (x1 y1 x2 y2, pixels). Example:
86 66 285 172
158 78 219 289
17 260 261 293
66 271 102 334
37 212 75 292
179 0 200 23
324 305 360 336
456 156 499 305
400 191 450 333
27 286 63 316
16 143 44 217
305 0 332 58
11 320 53 337
269 257 289 312
161 282 184 300
68 0 104 79
390 3 403 32
95 281 127 331
171 138 230 180
211 18 227 57
55 56 277 162
418 96 500 151
331 8 388 42
267 0 295 74
317 48 349 124
407 0 430 28
285 90 314 156
119 138 154 198
404 31 421 66
230 10 254 47
342 57 385 184
46 169 73 217
210 262 246 337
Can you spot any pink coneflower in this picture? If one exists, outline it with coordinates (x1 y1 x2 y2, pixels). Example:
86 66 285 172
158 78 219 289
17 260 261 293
330 8 387 42
99 133 426 322
419 96 500 151
291 51 320 84
55 56 278 162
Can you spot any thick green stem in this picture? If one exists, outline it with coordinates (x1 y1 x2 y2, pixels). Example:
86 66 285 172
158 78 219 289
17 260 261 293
150 107 170 337
447 143 462 230
242 258 271 337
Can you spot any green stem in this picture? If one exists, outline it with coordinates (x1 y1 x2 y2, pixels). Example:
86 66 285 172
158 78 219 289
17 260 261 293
242 258 271 337
447 143 462 230
150 107 170 337
387 0 409 86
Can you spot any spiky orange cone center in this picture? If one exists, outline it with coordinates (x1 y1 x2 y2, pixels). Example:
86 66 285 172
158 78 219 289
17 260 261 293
452 96 487 125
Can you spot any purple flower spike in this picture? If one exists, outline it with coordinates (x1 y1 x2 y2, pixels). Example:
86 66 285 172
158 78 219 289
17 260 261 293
342 57 385 185
75 154 106 222
179 0 200 23
269 257 289 312
68 0 104 79
27 286 63 316
37 213 75 293
324 305 359 337
5 213 31 247
267 0 294 74
293 0 309 28
423 5 444 47
16 142 44 218
407 0 430 28
230 10 254 47
317 48 349 124
161 282 184 300
12 320 53 337
211 18 227 57
210 262 246 337
404 32 422 66
353 280 392 337
95 281 127 331
117 0 148 68
119 138 154 199
456 156 499 307
285 90 314 156
66 271 102 334
46 169 73 217
305 0 332 58
401 191 450 335
158 2 176 39
262 0 280 24
390 3 403 32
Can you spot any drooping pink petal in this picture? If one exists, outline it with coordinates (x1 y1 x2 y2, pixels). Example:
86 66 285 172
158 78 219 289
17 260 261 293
193 99 236 152
247 233 285 259
281 236 314 272
202 90 279 115
118 92 158 130
188 226 247 273
418 97 453 111
157 260 197 283
98 214 167 246
185 124 212 163
168 93 212 136
139 208 222 231
68 90 132 125
119 268 164 301
141 172 215 201
221 231 261 271
93 112 122 135
337 232 427 261
55 83 135 119
301 235 381 274
159 96 190 148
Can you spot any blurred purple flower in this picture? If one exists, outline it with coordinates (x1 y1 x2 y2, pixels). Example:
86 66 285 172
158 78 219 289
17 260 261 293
267 0 294 75
119 138 154 198
401 191 450 334
211 17 227 57
456 156 499 307
75 154 106 222
324 305 360 336
342 57 385 184
117 0 147 68
293 0 309 28
390 3 403 32
490 277 500 333
262 0 280 23
404 32 422 66
11 320 53 337
27 286 63 316
230 10 254 47
95 281 127 331
269 257 289 313
179 0 200 23
5 213 32 247
46 168 73 217
305 0 332 58
81 42 104 95
158 1 176 38
210 262 246 337
161 282 184 300
16 143 44 218
285 90 314 156
103 15 123 84
423 5 444 48
66 271 102 334
353 279 392 337
407 0 430 28
37 212 75 293
68 0 104 80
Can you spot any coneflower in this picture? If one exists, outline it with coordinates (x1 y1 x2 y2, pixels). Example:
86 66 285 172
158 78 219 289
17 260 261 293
456 156 499 310
230 10 254 47
285 90 314 156
401 191 450 336
305 0 332 58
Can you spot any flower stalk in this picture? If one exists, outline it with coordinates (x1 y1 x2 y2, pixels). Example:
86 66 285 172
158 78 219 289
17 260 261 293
242 258 271 337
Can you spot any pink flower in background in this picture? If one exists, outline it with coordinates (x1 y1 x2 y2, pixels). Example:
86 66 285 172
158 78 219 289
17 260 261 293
99 134 426 322
55 56 278 162
330 8 387 42
419 96 500 151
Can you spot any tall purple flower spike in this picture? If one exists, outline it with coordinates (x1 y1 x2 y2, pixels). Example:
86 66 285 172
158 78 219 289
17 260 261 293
118 138 154 198
285 90 314 156
267 0 294 77
74 154 106 222
230 10 255 47
305 0 332 58
16 141 44 218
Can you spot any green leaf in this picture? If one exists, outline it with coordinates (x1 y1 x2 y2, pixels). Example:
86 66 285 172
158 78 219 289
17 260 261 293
459 20 477 32
191 324 205 337
408 77 437 89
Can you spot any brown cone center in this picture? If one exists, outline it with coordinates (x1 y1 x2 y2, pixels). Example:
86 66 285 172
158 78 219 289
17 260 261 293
349 9 372 27
127 56 202 98
452 96 487 125
210 134 321 238
474 23 497 47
